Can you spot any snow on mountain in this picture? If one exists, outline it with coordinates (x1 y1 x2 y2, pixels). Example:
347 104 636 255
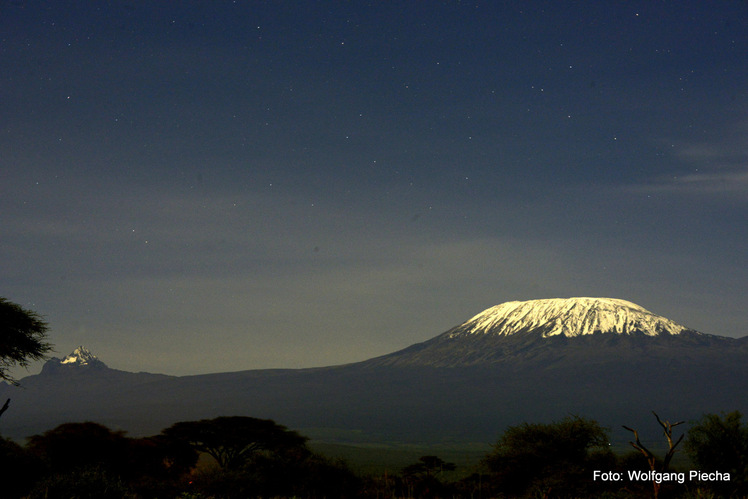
60 346 100 365
362 297 720 369
448 297 692 338
57 346 107 368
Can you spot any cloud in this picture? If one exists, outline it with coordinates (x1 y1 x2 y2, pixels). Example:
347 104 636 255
664 169 748 192
635 120 748 200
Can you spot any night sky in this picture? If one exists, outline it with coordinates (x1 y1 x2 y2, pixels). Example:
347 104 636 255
3 1 747 376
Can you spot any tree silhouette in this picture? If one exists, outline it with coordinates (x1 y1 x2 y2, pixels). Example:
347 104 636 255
127 434 198 480
402 455 457 499
0 297 52 384
685 411 748 496
26 422 130 473
0 435 40 498
484 415 613 497
161 416 308 470
402 455 456 479
25 422 200 498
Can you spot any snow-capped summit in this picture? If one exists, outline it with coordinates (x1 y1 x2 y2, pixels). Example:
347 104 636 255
450 297 691 338
38 346 108 375
363 297 717 368
59 346 107 368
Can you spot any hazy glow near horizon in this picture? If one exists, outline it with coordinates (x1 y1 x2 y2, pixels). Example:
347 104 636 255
2 2 746 376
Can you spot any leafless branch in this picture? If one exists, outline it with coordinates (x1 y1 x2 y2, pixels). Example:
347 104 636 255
0 398 9 419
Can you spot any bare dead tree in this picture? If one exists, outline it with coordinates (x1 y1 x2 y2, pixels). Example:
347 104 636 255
653 412 685 471
623 411 685 499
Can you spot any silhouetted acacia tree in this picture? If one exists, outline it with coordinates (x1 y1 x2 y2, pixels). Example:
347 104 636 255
685 411 748 496
26 422 130 474
26 422 198 498
402 455 456 479
484 415 614 497
25 422 139 499
0 297 52 387
402 455 457 499
161 416 308 470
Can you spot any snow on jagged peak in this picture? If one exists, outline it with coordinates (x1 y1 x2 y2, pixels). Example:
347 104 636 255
449 297 692 338
60 346 106 367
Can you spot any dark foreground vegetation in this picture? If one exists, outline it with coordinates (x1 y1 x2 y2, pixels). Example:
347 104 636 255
0 412 746 499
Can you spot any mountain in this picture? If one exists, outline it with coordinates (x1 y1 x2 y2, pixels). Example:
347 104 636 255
40 345 108 374
1 298 746 446
363 297 743 367
443 297 690 337
59 345 107 366
0 346 174 439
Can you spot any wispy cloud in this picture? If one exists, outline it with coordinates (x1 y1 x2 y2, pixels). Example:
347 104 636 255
635 120 748 199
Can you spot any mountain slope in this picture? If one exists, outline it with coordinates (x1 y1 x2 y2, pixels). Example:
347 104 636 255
362 297 742 368
0 299 745 445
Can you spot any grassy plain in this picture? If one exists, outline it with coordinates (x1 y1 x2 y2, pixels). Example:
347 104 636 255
307 439 490 478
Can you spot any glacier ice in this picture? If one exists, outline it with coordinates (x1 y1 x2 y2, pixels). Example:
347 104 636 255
451 297 690 338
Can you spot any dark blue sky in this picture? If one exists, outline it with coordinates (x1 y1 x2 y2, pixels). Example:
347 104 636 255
3 1 747 375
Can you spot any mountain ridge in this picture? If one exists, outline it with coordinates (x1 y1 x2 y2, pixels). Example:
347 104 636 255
59 346 105 366
31 297 739 375
39 345 110 376
359 297 742 368
0 297 745 444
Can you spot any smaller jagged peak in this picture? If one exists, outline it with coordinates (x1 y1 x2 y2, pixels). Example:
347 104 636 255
59 346 107 368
